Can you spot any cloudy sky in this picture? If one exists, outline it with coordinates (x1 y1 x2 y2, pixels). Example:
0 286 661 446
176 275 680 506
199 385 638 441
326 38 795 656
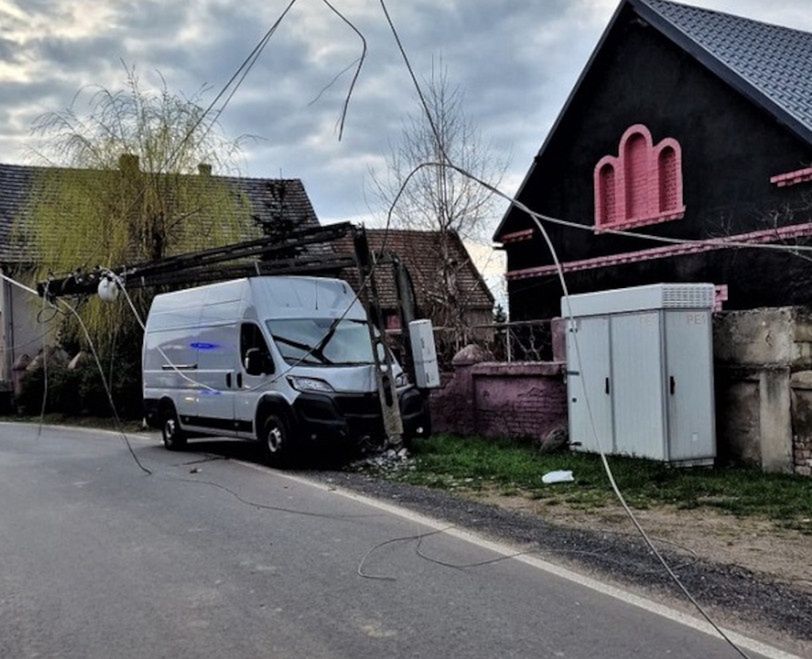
1 0 810 299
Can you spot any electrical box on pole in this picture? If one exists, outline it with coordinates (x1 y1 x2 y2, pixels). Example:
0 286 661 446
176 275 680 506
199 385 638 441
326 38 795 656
408 320 440 390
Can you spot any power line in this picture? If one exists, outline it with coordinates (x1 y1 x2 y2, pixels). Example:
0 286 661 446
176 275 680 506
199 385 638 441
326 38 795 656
0 272 151 475
375 3 750 655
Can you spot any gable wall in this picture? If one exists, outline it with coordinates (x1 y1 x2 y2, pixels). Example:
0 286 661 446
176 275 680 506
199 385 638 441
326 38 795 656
504 7 812 319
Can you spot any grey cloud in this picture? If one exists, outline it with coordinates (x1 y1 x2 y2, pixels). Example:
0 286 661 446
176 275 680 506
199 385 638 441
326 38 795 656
0 0 810 232
0 37 24 63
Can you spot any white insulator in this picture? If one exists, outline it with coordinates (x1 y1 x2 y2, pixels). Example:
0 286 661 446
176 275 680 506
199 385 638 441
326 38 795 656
97 277 120 303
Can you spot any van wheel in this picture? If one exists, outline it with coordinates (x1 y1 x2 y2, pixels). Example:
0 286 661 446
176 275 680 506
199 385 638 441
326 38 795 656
161 406 187 451
260 414 292 467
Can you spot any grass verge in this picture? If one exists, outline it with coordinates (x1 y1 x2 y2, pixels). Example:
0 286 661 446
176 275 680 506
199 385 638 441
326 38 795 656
1 413 145 434
376 434 812 532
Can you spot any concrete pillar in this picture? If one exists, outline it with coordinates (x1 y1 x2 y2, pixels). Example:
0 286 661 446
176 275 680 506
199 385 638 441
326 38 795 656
758 368 793 473
551 317 567 363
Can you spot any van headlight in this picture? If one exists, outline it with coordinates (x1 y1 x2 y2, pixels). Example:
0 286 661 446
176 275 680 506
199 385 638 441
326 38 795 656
288 376 334 393
395 372 408 387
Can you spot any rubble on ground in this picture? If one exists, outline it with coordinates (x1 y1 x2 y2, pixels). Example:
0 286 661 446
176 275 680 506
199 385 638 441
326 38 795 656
349 446 414 473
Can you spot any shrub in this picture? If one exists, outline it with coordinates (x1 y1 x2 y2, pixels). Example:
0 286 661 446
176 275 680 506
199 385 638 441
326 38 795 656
17 351 143 420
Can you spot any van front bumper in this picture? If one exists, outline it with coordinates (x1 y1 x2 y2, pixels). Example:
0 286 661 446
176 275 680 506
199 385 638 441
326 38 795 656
291 387 430 444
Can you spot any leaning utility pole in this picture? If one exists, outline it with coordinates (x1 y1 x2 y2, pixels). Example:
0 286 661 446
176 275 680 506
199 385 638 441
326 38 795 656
38 222 415 447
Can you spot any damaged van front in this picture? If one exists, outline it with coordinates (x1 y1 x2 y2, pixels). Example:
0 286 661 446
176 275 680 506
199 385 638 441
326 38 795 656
267 316 429 447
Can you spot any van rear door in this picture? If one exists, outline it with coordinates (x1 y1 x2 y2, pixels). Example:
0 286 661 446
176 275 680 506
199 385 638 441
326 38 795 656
143 298 202 420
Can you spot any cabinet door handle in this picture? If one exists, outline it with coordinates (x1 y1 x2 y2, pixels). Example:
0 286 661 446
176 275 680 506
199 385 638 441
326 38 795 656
669 376 676 395
226 372 232 388
604 377 610 395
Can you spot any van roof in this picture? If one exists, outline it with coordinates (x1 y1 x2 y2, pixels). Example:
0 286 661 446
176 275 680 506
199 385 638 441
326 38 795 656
148 276 367 324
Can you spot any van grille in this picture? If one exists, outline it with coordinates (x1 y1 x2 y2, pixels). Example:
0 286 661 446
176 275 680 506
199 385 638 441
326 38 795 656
334 393 381 417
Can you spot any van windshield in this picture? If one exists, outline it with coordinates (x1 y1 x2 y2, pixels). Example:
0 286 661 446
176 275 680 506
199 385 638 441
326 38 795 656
266 318 375 366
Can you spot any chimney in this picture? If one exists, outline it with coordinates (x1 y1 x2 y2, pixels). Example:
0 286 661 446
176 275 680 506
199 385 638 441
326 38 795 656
198 163 212 176
118 153 139 174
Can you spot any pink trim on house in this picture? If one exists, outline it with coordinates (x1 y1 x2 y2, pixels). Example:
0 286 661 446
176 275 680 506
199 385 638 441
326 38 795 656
506 221 812 281
501 229 534 243
594 124 685 230
714 285 728 312
771 166 812 188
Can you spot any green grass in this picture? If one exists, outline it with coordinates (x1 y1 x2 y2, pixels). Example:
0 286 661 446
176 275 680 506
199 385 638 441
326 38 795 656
381 434 812 531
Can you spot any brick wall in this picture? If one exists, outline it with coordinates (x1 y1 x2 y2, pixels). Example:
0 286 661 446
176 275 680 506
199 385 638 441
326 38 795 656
430 355 567 443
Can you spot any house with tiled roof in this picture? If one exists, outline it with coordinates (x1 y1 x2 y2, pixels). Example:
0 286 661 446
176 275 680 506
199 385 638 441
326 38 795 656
334 227 495 339
0 158 321 386
494 0 812 321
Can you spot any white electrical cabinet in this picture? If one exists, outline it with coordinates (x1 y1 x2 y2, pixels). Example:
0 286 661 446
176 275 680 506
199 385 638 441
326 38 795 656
563 284 716 465
409 319 440 389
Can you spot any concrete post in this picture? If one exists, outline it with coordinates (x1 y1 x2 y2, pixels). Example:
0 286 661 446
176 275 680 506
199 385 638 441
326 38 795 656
758 368 793 473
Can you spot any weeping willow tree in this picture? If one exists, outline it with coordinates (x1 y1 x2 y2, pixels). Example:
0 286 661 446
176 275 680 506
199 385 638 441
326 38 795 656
19 68 252 346
12 69 253 414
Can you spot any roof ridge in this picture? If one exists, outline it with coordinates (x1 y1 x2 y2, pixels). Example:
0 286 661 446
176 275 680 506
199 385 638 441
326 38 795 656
0 161 303 184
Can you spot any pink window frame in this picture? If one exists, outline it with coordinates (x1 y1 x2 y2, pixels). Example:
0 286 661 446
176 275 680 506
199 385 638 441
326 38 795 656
593 124 685 232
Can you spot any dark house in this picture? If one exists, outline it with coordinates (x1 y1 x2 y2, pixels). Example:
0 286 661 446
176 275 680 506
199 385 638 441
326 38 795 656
494 0 812 320
0 159 320 385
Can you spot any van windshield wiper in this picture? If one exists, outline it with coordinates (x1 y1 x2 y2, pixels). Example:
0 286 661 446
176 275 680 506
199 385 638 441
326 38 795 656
312 317 342 356
272 335 334 365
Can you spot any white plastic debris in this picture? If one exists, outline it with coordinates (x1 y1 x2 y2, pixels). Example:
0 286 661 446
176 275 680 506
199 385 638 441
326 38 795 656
541 470 574 485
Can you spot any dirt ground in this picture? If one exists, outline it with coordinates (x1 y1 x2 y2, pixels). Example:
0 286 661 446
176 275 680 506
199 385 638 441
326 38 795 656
471 489 812 591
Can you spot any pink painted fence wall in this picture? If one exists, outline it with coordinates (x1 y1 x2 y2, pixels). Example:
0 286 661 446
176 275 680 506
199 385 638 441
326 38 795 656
430 349 567 442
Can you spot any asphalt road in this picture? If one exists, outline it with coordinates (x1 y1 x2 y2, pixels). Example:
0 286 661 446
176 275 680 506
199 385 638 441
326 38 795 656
0 423 782 658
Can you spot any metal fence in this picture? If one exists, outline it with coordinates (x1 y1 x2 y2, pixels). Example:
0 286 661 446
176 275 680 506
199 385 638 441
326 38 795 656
388 319 554 370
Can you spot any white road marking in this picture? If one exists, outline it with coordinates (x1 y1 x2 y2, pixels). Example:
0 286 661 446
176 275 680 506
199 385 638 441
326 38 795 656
237 460 800 659
3 422 799 659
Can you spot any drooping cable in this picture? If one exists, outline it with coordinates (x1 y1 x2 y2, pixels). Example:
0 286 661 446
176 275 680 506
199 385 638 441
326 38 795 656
377 4 749 655
2 272 152 475
57 297 152 475
318 0 367 141
37 284 50 438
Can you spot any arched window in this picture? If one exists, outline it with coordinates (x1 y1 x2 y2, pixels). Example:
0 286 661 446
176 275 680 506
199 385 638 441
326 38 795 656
624 131 650 218
593 124 684 231
658 145 680 213
597 162 617 226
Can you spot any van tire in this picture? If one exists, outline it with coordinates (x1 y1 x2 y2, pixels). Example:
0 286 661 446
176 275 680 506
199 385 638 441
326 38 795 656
259 413 293 467
161 404 187 451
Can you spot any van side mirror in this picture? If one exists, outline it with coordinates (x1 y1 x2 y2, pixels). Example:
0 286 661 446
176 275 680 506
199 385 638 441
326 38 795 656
244 348 270 375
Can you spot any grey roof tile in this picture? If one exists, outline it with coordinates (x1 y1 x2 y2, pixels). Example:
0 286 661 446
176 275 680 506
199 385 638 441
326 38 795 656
333 229 494 312
0 163 320 264
639 0 812 134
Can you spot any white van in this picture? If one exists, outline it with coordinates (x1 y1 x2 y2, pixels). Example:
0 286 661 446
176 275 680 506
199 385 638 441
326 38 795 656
142 276 430 464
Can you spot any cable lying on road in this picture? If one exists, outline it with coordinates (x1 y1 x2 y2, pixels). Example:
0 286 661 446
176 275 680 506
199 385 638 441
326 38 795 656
162 471 382 521
378 3 749 655
356 523 698 582
357 527 453 581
